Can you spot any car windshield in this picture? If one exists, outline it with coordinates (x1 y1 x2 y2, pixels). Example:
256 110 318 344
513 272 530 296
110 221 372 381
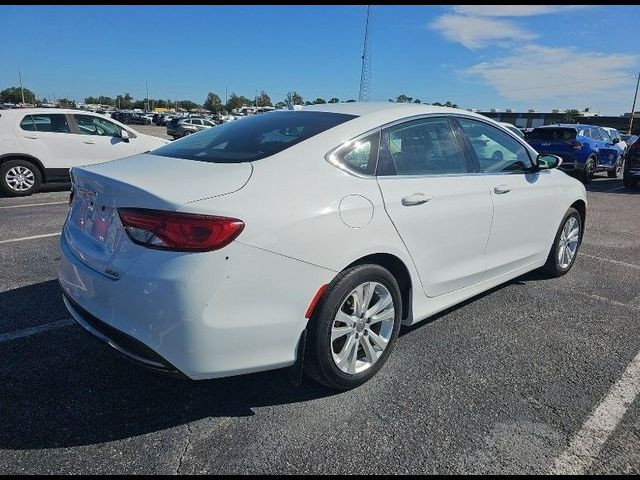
152 111 356 163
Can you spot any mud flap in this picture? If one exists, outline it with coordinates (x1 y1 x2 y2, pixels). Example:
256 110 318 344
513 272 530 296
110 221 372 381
287 329 307 387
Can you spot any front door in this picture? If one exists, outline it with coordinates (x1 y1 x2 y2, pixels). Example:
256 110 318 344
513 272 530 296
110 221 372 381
456 117 559 278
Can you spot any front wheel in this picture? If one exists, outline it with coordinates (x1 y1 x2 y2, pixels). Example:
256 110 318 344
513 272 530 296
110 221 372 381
540 207 582 277
305 265 402 390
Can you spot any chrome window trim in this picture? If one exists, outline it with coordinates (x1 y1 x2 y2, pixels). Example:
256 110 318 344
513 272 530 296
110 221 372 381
325 112 541 179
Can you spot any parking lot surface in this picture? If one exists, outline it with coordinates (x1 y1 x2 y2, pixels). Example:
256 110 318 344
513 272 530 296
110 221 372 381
1 176 639 474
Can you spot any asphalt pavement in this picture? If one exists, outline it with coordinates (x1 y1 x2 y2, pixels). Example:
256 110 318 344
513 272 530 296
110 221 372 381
0 175 639 474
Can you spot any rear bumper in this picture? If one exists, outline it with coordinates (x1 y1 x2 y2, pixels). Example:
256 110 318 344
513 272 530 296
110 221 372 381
58 233 335 380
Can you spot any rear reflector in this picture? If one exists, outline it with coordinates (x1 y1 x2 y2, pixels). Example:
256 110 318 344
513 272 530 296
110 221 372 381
305 284 328 319
118 208 244 252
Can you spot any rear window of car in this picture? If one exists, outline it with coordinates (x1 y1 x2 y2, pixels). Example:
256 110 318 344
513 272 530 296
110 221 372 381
528 128 577 140
153 111 357 163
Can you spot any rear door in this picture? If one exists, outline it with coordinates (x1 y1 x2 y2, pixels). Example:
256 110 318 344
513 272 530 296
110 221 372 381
18 113 83 169
456 117 559 278
376 116 493 297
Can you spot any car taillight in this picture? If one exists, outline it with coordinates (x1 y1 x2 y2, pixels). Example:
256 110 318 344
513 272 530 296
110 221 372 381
118 208 244 252
565 140 582 150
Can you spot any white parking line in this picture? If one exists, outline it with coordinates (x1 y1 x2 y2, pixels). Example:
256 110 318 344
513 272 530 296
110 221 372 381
549 349 640 474
0 201 68 209
0 318 75 344
0 232 61 245
578 252 640 270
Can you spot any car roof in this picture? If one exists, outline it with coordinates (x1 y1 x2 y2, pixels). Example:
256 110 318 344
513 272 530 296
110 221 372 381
0 108 103 116
302 101 466 118
540 123 603 130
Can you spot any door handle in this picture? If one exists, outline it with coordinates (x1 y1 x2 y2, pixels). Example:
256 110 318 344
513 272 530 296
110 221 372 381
401 193 433 206
494 184 511 194
24 135 38 140
83 140 95 144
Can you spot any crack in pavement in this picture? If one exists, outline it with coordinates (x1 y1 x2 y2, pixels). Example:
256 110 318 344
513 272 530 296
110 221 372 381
176 422 192 474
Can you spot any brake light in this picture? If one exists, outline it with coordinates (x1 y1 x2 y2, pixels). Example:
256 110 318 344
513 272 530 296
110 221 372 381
118 208 244 252
565 140 582 150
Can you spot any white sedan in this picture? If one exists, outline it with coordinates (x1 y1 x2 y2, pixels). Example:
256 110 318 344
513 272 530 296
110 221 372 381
58 103 586 390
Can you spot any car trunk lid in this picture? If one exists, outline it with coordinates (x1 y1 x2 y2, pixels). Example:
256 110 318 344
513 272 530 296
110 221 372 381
63 153 252 278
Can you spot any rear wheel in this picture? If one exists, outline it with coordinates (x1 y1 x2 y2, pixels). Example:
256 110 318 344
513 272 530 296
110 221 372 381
608 155 623 178
581 157 595 184
305 265 402 390
540 207 582 277
623 171 638 189
0 159 42 197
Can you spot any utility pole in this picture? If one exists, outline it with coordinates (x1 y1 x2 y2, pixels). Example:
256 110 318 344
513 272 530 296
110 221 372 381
629 72 640 135
358 5 372 102
145 80 150 112
225 86 228 106
18 71 25 104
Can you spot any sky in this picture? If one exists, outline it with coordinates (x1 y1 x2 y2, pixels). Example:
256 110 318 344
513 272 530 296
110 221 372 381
1 5 639 115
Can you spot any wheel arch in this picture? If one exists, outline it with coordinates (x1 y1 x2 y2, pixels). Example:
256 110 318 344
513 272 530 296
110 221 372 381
343 252 413 324
570 199 587 243
0 153 46 180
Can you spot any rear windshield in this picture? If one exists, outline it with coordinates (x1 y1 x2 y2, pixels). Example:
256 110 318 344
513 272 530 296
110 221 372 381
528 127 577 140
152 111 356 163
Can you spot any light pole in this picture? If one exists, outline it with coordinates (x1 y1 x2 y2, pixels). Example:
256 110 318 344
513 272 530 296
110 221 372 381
629 72 640 135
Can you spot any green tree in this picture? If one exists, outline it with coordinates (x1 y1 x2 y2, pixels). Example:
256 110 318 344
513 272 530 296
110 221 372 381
275 101 286 109
328 97 339 103
395 94 413 103
58 98 75 108
255 90 272 107
285 91 304 107
313 98 327 104
179 100 200 112
562 109 582 123
226 93 250 111
204 92 223 113
346 99 356 103
1 86 37 104
414 99 422 104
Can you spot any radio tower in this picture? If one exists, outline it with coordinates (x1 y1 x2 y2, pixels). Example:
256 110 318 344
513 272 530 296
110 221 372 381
358 5 372 102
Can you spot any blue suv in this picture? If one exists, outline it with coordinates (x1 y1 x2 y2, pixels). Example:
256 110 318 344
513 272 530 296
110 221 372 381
526 124 624 183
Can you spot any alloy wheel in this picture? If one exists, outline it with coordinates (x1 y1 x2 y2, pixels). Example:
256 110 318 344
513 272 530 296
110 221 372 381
331 282 395 375
557 216 580 269
5 166 35 192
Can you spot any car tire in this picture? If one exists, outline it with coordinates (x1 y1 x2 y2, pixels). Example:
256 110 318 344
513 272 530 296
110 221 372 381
540 207 582 278
0 159 42 197
581 157 596 184
305 264 402 390
623 171 638 189
608 155 623 178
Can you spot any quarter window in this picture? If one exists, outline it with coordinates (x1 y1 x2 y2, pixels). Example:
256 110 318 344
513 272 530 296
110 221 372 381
458 118 533 173
332 133 379 175
20 114 70 133
377 117 467 176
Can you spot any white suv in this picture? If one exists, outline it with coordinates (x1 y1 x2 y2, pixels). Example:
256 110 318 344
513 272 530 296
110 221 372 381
0 108 169 196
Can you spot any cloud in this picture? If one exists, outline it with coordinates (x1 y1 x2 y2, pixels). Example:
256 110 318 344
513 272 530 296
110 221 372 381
452 5 591 17
431 14 536 49
464 45 638 109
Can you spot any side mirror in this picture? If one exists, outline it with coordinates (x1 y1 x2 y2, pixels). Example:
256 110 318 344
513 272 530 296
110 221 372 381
612 137 620 144
120 129 130 142
537 154 563 169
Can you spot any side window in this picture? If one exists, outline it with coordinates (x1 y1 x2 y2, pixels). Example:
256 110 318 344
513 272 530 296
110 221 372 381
191 119 202 126
332 132 379 176
377 117 467 176
20 115 36 131
590 128 603 141
24 114 70 133
457 118 533 173
600 128 612 143
74 115 122 136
